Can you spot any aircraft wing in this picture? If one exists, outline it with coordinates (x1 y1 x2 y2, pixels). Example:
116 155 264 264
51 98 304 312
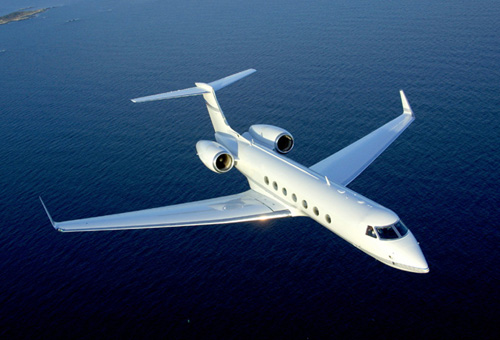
310 91 415 186
41 189 291 232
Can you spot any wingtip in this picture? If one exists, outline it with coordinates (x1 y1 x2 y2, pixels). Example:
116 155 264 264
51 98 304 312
399 90 414 116
39 196 58 229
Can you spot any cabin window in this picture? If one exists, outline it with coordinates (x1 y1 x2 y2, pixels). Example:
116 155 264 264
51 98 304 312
313 207 319 216
366 226 377 238
292 194 297 202
273 181 278 190
325 214 331 224
302 200 308 209
264 176 269 185
282 188 287 196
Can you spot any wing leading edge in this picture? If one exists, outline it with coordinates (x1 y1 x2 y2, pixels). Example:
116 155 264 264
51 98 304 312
41 190 291 232
310 91 415 186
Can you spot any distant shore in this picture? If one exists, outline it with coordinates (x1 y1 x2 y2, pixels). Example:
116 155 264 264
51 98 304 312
0 8 48 25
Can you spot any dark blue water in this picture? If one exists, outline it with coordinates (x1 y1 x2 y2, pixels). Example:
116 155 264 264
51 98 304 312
1 0 499 338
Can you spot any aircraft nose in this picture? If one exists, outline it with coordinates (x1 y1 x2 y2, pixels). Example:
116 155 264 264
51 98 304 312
391 232 429 273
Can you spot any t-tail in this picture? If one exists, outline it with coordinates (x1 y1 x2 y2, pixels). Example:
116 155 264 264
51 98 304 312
131 69 256 134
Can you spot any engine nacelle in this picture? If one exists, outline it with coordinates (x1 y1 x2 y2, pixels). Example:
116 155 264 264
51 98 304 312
248 124 294 154
196 140 234 174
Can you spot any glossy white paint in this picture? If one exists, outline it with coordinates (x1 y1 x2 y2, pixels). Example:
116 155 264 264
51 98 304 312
234 136 428 273
196 140 234 173
41 69 428 273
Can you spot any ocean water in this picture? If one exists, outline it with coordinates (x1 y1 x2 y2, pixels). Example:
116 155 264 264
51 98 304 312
0 0 499 338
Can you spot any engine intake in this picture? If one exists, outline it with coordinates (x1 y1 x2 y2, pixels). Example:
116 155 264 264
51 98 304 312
248 124 294 154
196 140 234 173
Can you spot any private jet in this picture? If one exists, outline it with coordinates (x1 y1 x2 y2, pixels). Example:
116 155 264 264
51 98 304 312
41 69 429 273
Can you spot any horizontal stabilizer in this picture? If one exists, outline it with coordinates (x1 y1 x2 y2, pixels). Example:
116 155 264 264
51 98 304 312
208 69 256 91
131 68 256 103
131 87 209 103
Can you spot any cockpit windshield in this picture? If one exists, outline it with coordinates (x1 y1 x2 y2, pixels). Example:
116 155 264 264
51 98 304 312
393 221 409 237
367 221 409 240
375 225 399 239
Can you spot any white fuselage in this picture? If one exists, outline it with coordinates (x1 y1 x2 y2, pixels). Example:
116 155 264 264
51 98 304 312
42 69 429 274
217 132 429 273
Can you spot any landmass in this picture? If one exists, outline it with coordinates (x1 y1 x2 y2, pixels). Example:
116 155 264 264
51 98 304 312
0 8 48 25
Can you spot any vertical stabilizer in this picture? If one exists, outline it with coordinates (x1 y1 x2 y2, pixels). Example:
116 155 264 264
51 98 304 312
130 69 256 134
195 82 234 134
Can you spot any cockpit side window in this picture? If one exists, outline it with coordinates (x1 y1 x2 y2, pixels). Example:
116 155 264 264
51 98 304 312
394 221 409 237
366 226 377 238
375 225 399 240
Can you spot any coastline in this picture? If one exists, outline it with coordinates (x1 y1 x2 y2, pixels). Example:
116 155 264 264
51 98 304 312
0 8 48 25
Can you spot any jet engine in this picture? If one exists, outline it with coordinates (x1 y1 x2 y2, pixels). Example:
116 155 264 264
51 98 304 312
196 140 234 173
248 124 294 154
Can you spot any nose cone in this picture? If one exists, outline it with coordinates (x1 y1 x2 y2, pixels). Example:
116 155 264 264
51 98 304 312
390 231 429 273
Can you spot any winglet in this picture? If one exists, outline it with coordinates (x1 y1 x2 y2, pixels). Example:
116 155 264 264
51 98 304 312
400 90 414 116
39 197 58 230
